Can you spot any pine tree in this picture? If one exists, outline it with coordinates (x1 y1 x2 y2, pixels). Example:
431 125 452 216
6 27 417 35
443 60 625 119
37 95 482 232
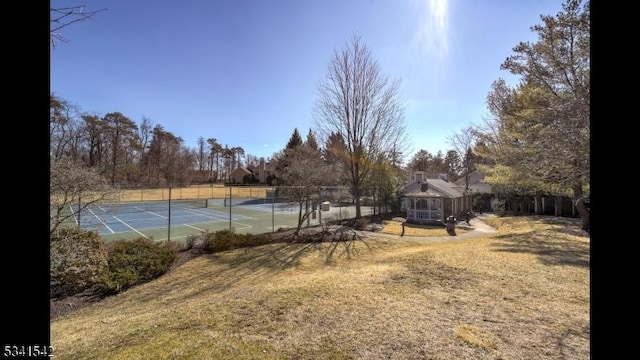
286 128 303 149
305 129 319 151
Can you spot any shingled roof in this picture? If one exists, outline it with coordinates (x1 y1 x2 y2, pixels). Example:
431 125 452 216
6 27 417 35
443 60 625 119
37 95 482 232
454 171 493 194
400 178 466 198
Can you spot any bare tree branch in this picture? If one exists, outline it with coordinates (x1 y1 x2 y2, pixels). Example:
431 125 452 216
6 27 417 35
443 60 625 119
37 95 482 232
50 5 107 48
313 34 408 218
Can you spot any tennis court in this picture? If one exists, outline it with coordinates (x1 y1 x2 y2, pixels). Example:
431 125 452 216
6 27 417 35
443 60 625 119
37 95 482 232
71 198 355 243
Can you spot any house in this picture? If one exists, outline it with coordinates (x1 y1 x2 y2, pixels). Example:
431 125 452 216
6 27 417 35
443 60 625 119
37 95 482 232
455 171 495 212
230 166 252 184
400 171 472 225
246 159 274 184
455 171 493 194
453 171 578 216
232 159 276 184
246 159 276 184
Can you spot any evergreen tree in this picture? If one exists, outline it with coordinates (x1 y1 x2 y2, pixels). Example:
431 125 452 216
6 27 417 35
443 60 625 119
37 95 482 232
478 0 590 231
305 129 319 151
286 128 303 149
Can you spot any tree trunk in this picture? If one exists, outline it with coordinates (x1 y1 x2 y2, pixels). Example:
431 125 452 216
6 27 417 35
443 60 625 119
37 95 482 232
573 185 590 233
354 196 362 218
351 178 362 219
554 196 562 216
296 201 304 235
534 196 543 214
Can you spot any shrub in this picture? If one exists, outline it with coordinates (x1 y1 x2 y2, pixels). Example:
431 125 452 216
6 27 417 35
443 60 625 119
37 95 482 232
163 239 186 252
244 233 274 247
185 233 199 250
202 229 237 253
355 217 369 230
95 237 177 295
472 193 493 213
493 199 506 215
50 228 109 298
202 230 276 253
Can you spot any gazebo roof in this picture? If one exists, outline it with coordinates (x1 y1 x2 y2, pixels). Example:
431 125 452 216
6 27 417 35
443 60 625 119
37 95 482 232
400 178 466 198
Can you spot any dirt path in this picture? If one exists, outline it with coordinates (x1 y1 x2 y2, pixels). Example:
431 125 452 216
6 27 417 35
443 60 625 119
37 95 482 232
359 216 498 241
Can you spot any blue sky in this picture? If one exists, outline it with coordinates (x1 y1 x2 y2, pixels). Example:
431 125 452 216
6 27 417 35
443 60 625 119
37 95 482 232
50 0 564 162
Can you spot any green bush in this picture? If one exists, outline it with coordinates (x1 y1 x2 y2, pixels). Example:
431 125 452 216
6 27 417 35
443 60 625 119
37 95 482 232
50 228 109 298
493 199 506 215
201 230 275 253
202 229 237 253
472 193 494 213
242 233 274 248
163 239 187 253
96 238 177 295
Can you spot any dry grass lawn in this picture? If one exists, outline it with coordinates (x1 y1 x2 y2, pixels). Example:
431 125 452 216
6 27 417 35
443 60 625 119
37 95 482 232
380 220 469 237
51 215 589 359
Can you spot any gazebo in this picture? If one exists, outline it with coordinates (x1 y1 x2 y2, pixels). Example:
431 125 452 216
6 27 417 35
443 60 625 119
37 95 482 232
400 171 472 225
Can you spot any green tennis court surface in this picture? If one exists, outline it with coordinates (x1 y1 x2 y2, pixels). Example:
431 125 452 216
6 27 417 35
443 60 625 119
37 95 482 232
67 199 360 243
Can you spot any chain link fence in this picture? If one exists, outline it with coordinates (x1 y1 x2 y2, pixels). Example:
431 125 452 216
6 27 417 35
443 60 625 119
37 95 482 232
73 185 373 242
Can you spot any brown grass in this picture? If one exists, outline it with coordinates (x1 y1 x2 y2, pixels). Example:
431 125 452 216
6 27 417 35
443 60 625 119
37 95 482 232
380 220 469 237
50 215 589 359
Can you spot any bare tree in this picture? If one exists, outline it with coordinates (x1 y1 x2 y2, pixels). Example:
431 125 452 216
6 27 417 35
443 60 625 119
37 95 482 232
80 114 105 168
50 157 119 236
206 138 222 183
275 146 328 235
50 94 83 161
102 112 138 185
197 137 207 177
314 34 408 218
144 125 194 186
50 4 107 48
447 126 477 190
232 146 245 169
137 116 153 168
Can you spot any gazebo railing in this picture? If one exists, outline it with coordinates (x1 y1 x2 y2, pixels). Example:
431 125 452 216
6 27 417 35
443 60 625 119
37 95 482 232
407 209 441 221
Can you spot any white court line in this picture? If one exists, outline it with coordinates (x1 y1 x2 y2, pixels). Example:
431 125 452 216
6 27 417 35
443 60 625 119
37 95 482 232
230 221 252 230
113 215 148 239
69 205 78 225
136 207 167 219
88 208 115 233
184 224 204 231
171 205 247 221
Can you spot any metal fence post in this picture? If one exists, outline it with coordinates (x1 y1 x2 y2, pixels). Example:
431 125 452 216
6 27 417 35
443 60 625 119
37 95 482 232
167 187 172 241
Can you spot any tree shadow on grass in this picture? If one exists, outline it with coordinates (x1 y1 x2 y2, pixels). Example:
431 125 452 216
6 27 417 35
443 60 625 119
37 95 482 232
160 230 374 300
52 228 376 316
136 242 321 303
554 322 590 360
324 227 372 264
490 231 589 268
537 217 589 237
